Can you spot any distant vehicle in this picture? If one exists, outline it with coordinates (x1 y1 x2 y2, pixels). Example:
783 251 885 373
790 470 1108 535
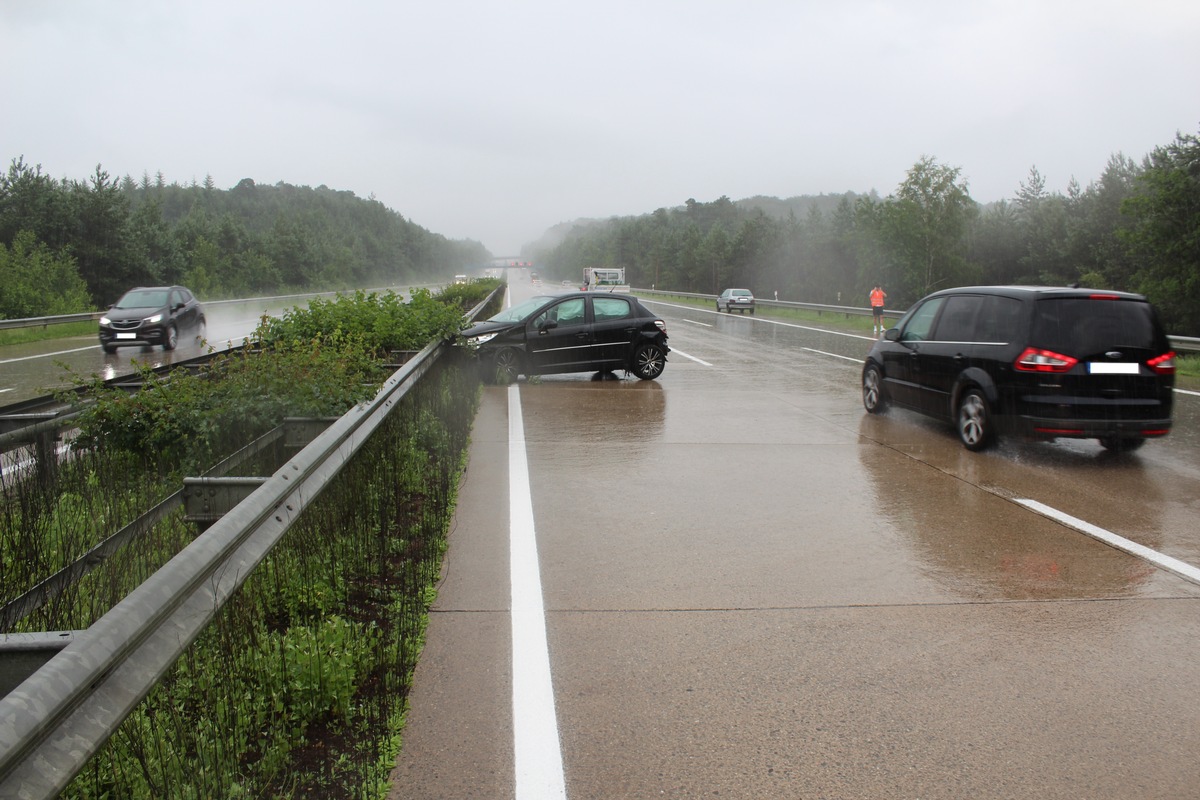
861 285 1175 451
98 285 206 353
530 271 541 285
717 288 755 314
583 267 629 292
454 274 469 285
461 291 668 383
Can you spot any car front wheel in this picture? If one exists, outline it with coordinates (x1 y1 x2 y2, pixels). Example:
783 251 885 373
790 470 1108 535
163 324 178 351
862 364 888 413
631 343 667 380
488 347 522 384
957 389 994 451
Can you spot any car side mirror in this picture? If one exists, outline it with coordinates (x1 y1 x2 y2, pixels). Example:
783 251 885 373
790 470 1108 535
884 328 900 341
538 319 559 333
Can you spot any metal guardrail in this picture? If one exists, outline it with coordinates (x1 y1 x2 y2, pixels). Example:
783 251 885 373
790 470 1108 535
0 312 102 331
633 288 1200 353
0 288 501 798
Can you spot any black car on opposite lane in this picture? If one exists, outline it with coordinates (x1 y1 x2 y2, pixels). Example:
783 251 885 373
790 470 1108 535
461 291 669 382
99 285 206 353
861 285 1175 451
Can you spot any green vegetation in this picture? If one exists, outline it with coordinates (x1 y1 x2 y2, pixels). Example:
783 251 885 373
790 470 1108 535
0 320 96 346
3 282 502 798
0 157 491 318
533 129 1200 337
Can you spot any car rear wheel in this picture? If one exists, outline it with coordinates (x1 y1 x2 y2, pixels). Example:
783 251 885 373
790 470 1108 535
163 324 178 351
195 318 207 344
862 364 888 413
631 343 667 380
488 347 522 384
957 389 994 451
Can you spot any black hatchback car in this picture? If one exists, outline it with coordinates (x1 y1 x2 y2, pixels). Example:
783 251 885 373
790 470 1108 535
99 285 206 353
861 286 1175 451
462 291 669 382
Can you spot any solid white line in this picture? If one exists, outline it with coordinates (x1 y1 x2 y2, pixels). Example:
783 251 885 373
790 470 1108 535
0 345 98 365
668 347 712 367
1175 387 1200 397
802 346 861 363
681 319 713 328
1016 498 1200 586
509 384 569 799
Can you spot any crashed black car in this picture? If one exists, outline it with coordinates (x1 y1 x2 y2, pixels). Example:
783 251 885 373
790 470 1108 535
99 285 206 353
462 291 669 382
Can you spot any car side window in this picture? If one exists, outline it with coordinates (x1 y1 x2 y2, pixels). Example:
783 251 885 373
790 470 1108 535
975 296 1022 343
931 295 983 341
899 297 944 342
534 298 586 328
593 297 632 321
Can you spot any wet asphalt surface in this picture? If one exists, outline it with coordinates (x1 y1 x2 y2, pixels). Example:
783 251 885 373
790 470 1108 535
390 285 1200 799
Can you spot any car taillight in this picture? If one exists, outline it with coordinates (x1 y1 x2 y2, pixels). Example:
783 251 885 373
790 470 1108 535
1014 347 1078 373
1148 352 1176 375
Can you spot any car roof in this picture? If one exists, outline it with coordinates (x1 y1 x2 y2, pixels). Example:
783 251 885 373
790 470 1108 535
927 285 1148 302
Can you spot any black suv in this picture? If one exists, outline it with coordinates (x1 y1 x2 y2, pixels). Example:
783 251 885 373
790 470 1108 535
462 291 669 382
861 286 1175 451
99 285 206 353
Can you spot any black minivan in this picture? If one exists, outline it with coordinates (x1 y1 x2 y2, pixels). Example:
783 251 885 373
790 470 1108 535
861 286 1175 451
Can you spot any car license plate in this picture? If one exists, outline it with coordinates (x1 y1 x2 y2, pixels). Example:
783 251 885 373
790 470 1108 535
117 333 136 339
1088 362 1138 374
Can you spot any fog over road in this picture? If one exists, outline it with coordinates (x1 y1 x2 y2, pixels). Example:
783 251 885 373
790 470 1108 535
391 281 1200 799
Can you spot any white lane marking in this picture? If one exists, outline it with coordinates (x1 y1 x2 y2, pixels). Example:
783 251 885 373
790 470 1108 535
668 347 712 367
0 388 12 394
682 319 713 328
1016 498 1200 586
508 384 569 799
802 347 861 363
0 345 99 365
1176 387 1200 397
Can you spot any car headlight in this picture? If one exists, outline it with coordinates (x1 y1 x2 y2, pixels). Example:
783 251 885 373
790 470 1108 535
146 313 163 324
99 316 111 326
468 332 499 345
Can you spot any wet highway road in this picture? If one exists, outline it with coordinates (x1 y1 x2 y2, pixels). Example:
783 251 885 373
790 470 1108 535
0 288 432 406
391 286 1200 799
0 296 281 405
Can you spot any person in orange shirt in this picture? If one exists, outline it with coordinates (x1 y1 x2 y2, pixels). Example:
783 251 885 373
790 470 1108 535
870 285 887 335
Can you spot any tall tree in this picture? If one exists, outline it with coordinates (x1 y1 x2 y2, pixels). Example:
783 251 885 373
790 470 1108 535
881 156 979 300
1120 130 1200 334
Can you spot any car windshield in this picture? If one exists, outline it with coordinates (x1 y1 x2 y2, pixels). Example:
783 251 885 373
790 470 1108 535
115 289 169 308
487 295 555 323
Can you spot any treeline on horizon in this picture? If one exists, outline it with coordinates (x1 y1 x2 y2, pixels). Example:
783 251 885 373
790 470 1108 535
0 158 490 318
529 129 1200 336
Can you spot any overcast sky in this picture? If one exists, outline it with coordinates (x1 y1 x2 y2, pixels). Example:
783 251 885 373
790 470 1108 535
3 1 1198 256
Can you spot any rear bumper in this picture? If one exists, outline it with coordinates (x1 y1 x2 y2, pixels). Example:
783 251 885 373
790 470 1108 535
1012 415 1172 441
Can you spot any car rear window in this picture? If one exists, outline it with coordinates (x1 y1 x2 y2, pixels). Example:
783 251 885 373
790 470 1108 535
1031 298 1161 355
